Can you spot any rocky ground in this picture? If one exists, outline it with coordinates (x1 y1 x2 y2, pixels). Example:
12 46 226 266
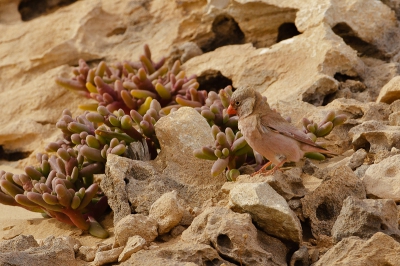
1 0 400 265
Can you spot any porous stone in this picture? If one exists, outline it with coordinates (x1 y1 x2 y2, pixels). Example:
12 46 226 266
181 207 288 266
228 182 302 243
331 196 400 242
315 232 400 266
0 234 38 252
185 23 361 106
114 214 158 247
362 154 400 201
118 235 146 262
149 190 185 235
0 235 76 266
77 245 97 262
301 165 366 237
121 241 235 266
237 167 306 200
94 246 124 266
101 154 132 225
349 121 400 153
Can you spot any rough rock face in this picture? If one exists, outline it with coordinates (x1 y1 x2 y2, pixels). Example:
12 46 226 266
0 235 77 266
301 165 366 237
181 207 288 266
121 241 235 266
331 196 400 242
228 182 302 243
362 154 400 201
315 233 400 266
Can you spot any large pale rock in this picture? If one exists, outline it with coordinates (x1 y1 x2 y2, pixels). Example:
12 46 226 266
0 234 38 252
349 121 400 153
94 246 124 266
377 76 400 104
121 241 235 266
315 232 400 266
362 154 400 201
332 196 400 242
101 108 225 218
301 166 366 237
154 107 222 186
101 156 132 225
181 207 288 266
0 235 77 266
118 236 146 262
185 23 361 106
228 182 302 243
149 190 185 235
114 214 158 247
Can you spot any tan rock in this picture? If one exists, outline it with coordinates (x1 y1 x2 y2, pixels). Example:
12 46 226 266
94 246 124 266
377 76 400 104
301 165 366 237
332 196 400 242
181 207 288 266
184 23 361 106
0 235 77 266
228 182 302 243
349 121 400 153
149 190 185 235
114 214 158 247
315 232 400 266
121 241 234 266
102 155 133 225
154 107 224 186
118 235 146 262
363 154 400 201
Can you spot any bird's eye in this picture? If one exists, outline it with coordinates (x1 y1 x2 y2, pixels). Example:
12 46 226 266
235 101 240 106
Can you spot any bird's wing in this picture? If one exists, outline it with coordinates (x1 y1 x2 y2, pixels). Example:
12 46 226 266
258 110 325 149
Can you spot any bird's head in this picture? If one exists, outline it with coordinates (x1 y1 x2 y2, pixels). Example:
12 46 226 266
227 87 256 118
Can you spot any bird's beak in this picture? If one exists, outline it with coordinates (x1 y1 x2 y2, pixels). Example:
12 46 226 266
227 104 237 115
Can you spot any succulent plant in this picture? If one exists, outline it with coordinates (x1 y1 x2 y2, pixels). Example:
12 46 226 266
55 44 200 114
0 153 109 238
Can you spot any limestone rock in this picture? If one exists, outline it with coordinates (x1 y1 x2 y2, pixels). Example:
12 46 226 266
114 214 158 247
94 246 124 266
181 207 288 266
315 232 400 266
121 241 235 266
228 182 302 243
235 167 307 200
332 196 400 242
149 190 185 235
101 154 132 225
118 236 146 262
154 107 223 187
349 121 400 153
0 235 77 266
301 165 366 237
185 23 361 106
362 154 400 201
0 234 38 252
377 76 400 104
77 245 97 262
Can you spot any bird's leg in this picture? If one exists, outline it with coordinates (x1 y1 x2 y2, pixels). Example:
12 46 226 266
252 160 287 176
251 161 272 177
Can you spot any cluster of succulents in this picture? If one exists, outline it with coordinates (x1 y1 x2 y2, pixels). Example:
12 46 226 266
55 44 201 115
0 43 347 237
0 152 109 238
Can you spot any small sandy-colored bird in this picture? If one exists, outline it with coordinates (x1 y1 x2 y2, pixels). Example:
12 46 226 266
227 87 336 175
